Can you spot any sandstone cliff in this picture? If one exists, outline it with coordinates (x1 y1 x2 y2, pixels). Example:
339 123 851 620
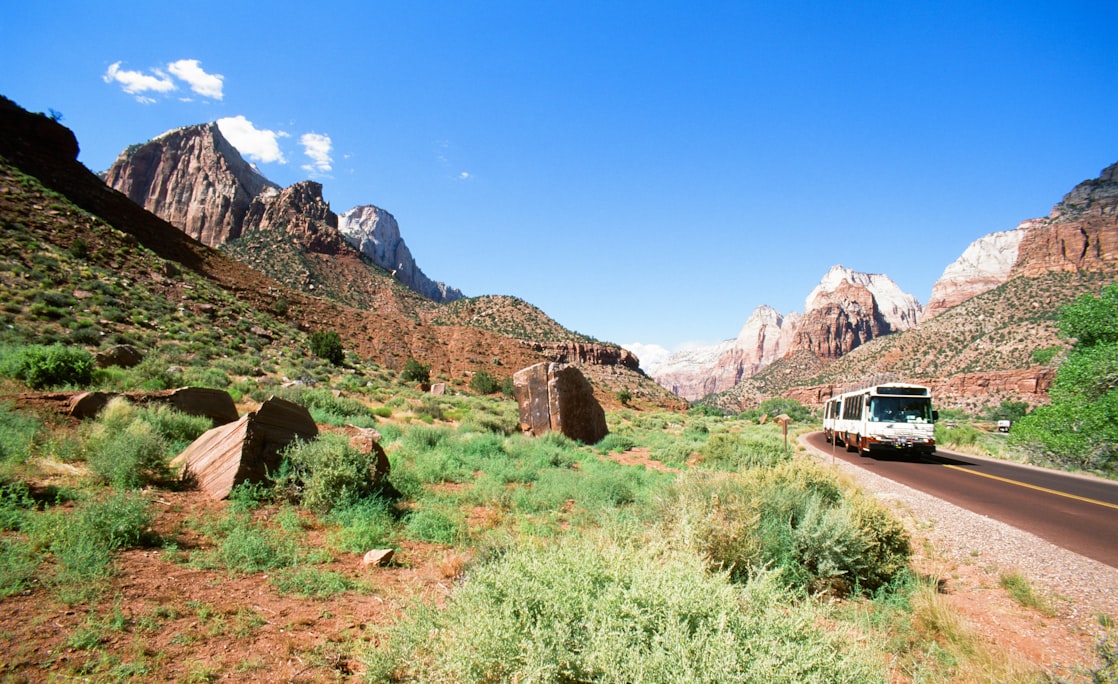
925 162 1118 319
103 123 279 247
103 124 462 303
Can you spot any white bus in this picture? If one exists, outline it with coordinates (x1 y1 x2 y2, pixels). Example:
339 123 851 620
822 383 937 456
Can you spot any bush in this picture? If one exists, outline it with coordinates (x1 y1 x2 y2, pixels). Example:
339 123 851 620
83 398 174 489
309 330 344 365
400 358 430 383
277 434 380 513
2 344 93 389
367 537 883 683
31 491 153 584
469 370 499 395
657 463 909 596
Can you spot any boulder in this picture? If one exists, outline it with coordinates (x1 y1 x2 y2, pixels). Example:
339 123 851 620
95 344 144 369
341 425 391 481
171 396 318 500
513 362 608 444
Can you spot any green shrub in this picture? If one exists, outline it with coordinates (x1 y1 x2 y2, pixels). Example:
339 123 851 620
699 431 788 469
403 509 465 544
367 537 883 683
309 330 344 365
658 463 908 596
2 344 93 389
328 497 396 553
468 370 499 395
194 511 302 574
400 358 430 383
30 491 153 584
0 537 38 598
0 403 40 465
277 434 380 513
85 402 168 489
270 566 359 598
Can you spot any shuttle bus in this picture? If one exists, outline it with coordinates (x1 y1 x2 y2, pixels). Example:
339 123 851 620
822 383 937 456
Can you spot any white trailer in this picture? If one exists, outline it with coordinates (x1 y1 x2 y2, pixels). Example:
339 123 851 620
822 383 937 456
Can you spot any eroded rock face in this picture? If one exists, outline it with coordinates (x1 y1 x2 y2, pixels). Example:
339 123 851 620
924 228 1027 320
514 362 607 444
103 124 463 302
103 123 279 247
926 162 1118 318
244 180 348 254
337 205 463 302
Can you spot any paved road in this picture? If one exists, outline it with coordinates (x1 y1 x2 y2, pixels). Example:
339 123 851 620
803 431 1118 568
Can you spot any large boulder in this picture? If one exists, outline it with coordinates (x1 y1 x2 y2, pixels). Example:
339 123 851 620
513 362 607 444
172 396 318 499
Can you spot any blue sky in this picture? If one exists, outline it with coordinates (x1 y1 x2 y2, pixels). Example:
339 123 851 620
3 1 1117 359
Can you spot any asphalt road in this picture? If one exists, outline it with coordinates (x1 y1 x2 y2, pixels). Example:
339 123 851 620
803 431 1118 568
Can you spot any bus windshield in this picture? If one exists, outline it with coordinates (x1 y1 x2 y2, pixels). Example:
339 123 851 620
868 396 933 423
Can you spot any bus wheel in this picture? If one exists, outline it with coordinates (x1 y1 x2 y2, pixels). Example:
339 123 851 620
844 436 856 453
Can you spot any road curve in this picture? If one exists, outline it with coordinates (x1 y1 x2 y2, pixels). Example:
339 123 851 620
802 431 1118 569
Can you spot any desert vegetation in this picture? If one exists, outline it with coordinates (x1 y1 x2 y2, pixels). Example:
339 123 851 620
2 341 1111 680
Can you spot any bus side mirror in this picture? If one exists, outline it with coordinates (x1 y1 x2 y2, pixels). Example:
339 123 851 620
932 410 939 422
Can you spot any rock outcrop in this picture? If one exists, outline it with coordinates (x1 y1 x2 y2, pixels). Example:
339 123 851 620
103 124 462 302
925 162 1118 319
338 205 463 302
514 362 608 444
103 123 279 247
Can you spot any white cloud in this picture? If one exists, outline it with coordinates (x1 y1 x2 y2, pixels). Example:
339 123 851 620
103 62 176 102
167 59 224 100
299 133 333 174
216 116 288 164
104 59 224 102
457 171 471 181
621 342 671 373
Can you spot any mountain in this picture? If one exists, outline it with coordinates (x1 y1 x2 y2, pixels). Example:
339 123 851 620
103 122 463 303
651 266 917 401
925 162 1118 319
0 95 678 409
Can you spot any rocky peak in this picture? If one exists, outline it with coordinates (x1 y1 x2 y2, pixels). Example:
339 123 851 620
244 181 347 254
651 304 800 401
805 265 922 331
337 205 463 302
925 161 1118 316
103 123 278 247
793 276 888 360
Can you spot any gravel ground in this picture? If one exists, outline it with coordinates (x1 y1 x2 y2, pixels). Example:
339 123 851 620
800 434 1118 627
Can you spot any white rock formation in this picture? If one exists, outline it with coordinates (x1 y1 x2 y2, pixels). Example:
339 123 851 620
806 265 923 331
338 205 463 302
923 227 1027 319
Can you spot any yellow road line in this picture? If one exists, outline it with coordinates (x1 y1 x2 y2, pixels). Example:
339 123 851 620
943 464 1118 511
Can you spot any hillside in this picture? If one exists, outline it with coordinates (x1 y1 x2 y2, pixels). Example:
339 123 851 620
0 96 676 408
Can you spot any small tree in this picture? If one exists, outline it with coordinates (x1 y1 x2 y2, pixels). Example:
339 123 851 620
401 358 430 384
469 370 499 395
309 331 344 366
616 389 632 406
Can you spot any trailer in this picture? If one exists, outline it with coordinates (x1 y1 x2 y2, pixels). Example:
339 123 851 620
822 383 937 456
